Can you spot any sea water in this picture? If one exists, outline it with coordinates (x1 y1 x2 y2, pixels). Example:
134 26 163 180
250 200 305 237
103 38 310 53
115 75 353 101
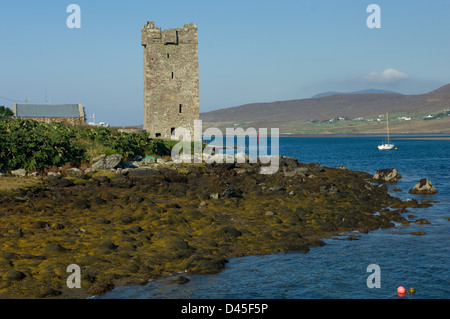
98 137 450 299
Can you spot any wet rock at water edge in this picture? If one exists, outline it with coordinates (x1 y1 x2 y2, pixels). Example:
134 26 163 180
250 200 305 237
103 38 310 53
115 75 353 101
409 231 426 236
408 179 438 195
373 168 402 183
168 275 190 284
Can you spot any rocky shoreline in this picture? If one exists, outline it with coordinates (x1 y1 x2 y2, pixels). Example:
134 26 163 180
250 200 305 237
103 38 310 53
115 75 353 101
0 156 435 298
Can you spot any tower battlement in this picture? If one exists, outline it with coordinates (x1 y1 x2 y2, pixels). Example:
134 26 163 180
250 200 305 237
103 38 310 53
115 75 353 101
142 21 197 46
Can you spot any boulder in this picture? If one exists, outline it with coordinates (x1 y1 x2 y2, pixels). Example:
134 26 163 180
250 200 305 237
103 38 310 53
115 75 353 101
279 156 300 169
91 155 106 168
92 176 109 184
172 275 190 284
99 240 119 251
309 163 324 173
127 167 164 183
66 168 87 179
408 179 438 195
373 168 402 183
91 154 123 170
221 185 242 198
3 270 26 281
121 161 139 169
143 155 157 164
282 166 308 177
215 226 242 238
47 172 62 179
185 255 228 274
11 169 27 177
210 193 219 200
109 175 132 188
48 177 74 187
415 219 431 225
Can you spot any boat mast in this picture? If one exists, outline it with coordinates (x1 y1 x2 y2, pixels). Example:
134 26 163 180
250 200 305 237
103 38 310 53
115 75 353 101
386 112 390 144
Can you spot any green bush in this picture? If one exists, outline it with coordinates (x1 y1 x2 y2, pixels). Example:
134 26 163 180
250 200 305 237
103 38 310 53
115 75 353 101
146 139 172 156
0 118 174 171
0 106 13 118
0 119 86 170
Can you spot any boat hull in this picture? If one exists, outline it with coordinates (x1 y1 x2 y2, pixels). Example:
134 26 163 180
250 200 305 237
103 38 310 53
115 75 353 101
378 144 395 150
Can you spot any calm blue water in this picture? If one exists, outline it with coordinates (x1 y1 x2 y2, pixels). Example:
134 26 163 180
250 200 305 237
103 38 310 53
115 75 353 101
98 137 450 299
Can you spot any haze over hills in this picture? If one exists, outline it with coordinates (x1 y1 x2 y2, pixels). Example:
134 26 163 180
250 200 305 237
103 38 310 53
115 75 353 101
312 89 401 99
200 84 450 134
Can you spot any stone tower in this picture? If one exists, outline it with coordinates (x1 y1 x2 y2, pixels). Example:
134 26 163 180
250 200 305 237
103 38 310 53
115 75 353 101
141 21 199 139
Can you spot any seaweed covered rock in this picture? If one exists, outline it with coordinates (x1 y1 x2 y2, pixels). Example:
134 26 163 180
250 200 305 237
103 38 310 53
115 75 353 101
3 270 26 281
185 255 228 274
66 168 88 179
48 177 74 187
0 157 430 299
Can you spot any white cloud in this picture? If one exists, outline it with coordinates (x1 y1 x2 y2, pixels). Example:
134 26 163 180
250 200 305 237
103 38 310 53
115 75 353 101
363 68 410 84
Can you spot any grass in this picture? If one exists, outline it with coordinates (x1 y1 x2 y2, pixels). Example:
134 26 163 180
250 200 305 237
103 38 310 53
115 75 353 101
282 109 450 135
203 108 450 135
0 176 43 193
88 169 119 179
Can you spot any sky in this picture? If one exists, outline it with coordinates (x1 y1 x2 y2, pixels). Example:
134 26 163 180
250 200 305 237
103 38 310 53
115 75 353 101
0 0 449 126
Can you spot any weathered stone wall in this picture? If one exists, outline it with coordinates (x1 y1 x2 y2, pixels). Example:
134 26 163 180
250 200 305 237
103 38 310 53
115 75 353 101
141 21 199 139
23 117 84 125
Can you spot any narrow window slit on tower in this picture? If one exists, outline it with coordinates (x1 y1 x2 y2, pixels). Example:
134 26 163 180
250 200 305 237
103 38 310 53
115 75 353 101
142 21 199 140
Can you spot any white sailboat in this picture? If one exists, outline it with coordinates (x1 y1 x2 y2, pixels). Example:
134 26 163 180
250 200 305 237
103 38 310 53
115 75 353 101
378 112 395 150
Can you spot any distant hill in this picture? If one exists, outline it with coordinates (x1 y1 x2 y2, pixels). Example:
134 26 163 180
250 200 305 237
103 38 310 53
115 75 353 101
312 89 401 98
200 84 450 134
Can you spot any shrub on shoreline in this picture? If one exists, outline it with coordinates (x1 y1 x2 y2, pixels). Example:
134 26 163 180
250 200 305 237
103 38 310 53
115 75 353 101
0 118 171 172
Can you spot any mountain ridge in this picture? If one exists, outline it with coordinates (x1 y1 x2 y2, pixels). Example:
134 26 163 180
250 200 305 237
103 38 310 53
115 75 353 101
200 84 450 134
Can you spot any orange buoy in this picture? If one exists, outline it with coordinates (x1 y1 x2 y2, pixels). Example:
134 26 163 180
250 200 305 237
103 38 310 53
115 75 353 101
397 286 406 294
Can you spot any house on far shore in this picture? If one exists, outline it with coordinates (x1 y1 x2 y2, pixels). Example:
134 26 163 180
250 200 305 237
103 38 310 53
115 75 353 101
12 103 85 125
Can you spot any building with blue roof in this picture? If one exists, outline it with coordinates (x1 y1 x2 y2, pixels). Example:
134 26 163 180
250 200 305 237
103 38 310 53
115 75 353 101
13 103 85 125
